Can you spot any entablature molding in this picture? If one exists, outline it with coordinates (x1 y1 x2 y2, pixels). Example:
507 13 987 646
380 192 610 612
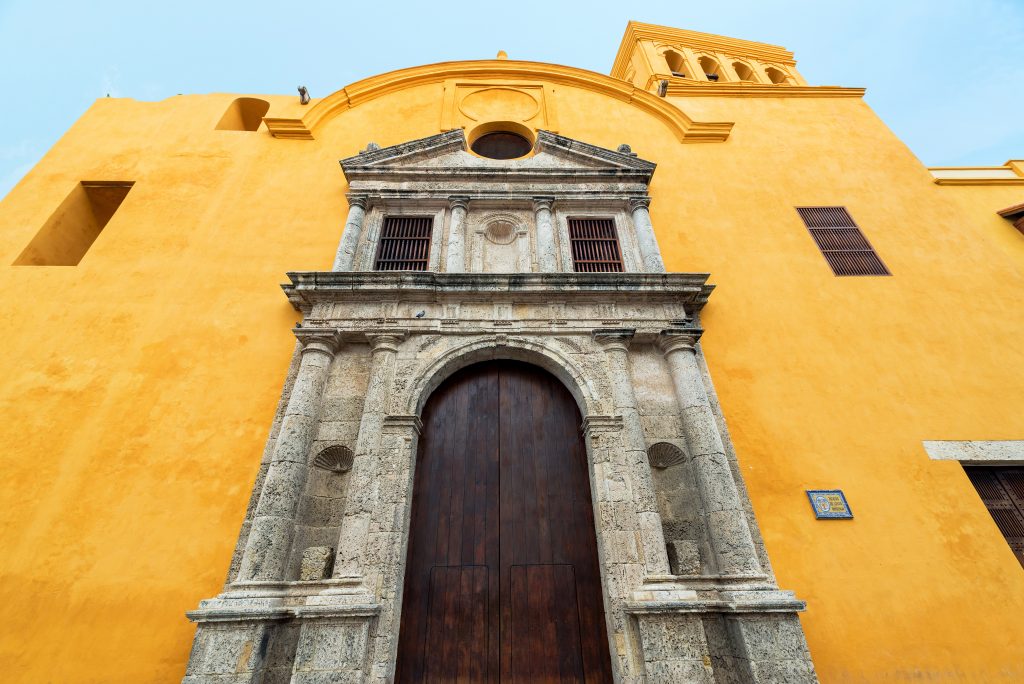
283 271 712 310
282 272 711 339
649 76 866 99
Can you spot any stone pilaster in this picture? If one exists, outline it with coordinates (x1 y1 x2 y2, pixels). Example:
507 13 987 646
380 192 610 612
333 331 406 582
594 329 672 578
658 330 761 576
332 194 369 272
237 332 339 582
628 196 666 272
444 196 469 272
533 197 558 272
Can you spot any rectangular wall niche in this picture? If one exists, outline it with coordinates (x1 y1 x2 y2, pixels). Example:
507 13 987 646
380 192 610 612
14 181 134 266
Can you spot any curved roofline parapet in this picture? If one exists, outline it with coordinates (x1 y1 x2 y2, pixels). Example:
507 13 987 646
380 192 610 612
262 59 733 143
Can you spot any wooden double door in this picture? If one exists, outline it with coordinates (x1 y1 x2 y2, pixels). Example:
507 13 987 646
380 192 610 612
395 361 613 683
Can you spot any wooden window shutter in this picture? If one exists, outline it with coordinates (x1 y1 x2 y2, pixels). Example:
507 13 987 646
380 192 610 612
568 218 624 272
964 466 1024 569
374 216 433 271
796 207 890 276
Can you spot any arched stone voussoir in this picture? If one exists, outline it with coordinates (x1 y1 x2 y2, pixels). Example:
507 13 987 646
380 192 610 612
404 335 604 418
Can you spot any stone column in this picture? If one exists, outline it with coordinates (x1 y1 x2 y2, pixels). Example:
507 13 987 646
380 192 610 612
658 330 761 575
533 197 558 272
628 197 666 273
444 196 469 272
594 329 672 577
332 194 369 272
334 331 406 582
237 332 339 582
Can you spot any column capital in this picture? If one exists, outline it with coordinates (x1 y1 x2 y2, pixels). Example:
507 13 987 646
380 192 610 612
581 414 624 436
366 330 408 353
448 196 470 211
346 193 370 210
657 328 704 356
627 196 652 212
532 197 555 212
295 331 341 357
593 328 636 352
382 414 423 435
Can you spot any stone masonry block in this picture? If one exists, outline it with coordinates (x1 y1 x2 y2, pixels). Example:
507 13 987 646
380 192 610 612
300 546 335 580
691 453 741 514
254 460 308 518
292 618 370 673
273 415 318 464
680 406 726 458
606 530 641 564
643 659 715 684
238 515 293 581
637 613 711 663
741 657 817 683
707 509 760 575
725 614 813 663
667 539 702 575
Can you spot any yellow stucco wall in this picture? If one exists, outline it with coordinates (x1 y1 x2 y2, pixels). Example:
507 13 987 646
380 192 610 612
0 51 1022 683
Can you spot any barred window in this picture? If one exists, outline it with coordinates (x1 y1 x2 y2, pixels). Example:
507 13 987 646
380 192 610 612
374 216 433 271
964 466 1024 569
567 218 624 272
796 207 890 276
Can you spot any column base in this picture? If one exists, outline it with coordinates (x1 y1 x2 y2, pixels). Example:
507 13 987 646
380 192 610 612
183 583 379 684
626 586 817 683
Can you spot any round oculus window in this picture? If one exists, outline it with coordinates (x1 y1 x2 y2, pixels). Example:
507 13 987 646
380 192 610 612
470 131 532 160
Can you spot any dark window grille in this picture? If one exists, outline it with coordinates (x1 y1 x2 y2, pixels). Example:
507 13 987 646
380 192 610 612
796 206 890 276
374 216 433 271
568 218 624 272
964 466 1024 569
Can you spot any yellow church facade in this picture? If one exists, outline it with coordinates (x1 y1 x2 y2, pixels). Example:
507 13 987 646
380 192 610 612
1 21 1022 683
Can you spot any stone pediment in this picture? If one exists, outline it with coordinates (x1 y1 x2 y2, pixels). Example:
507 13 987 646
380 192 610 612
340 130 656 191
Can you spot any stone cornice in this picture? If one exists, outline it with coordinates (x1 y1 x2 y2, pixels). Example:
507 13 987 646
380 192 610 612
932 178 1024 187
997 201 1024 219
262 60 732 143
339 130 658 188
929 161 1024 186
651 76 865 99
283 271 714 311
533 130 656 171
382 414 424 435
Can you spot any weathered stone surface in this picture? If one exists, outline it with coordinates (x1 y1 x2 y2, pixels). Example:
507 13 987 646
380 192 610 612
184 130 817 683
667 539 702 575
299 546 335 581
291 618 370 682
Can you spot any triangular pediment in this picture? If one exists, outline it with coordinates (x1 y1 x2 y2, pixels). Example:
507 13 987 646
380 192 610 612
340 130 656 183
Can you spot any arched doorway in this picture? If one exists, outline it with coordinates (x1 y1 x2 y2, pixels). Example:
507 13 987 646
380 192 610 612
395 361 613 683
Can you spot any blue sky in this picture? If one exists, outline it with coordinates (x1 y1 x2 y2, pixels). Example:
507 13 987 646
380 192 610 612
1 0 1022 199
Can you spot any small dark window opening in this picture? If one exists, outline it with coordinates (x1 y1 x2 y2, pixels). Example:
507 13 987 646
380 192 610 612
374 216 433 271
706 73 720 81
568 218 624 272
14 181 134 266
964 466 1024 569
796 207 891 276
471 132 532 160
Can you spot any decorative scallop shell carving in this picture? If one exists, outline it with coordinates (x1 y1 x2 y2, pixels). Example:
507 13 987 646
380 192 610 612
479 212 523 246
313 445 354 473
485 219 517 245
647 442 686 469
